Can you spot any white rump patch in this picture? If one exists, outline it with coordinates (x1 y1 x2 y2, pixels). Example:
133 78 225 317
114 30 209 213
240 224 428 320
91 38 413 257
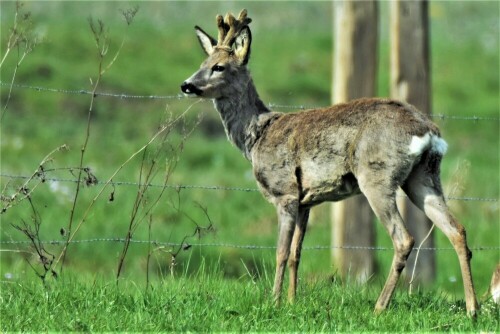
409 132 448 156
431 135 448 155
409 133 431 155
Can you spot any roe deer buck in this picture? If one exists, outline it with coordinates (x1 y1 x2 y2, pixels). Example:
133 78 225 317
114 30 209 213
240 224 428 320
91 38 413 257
181 9 478 316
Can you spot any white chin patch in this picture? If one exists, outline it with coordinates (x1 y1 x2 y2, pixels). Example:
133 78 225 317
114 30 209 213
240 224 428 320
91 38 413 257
409 133 448 156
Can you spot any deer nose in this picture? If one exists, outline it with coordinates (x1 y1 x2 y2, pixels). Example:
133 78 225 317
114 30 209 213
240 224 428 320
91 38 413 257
181 82 202 96
180 82 191 93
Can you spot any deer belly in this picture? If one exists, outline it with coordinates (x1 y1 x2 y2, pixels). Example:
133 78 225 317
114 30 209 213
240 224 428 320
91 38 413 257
300 172 360 207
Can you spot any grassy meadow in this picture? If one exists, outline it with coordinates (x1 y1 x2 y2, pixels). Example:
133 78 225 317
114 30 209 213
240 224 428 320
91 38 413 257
0 1 499 331
1 271 499 332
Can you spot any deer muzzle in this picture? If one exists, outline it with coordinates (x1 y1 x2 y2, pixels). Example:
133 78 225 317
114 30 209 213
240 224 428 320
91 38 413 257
181 82 203 96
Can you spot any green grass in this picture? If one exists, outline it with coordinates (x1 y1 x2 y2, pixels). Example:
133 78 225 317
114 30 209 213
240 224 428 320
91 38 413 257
0 1 499 330
1 270 499 332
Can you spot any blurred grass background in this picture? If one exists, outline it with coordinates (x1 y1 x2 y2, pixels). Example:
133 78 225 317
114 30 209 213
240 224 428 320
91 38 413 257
0 1 498 297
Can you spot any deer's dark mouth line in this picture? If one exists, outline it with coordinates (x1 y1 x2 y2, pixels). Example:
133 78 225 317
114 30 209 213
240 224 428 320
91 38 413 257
180 82 203 96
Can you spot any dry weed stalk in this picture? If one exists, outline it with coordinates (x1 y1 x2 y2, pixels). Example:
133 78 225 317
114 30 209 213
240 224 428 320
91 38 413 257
52 99 203 271
2 4 211 284
61 8 139 271
116 107 203 280
146 201 215 281
11 197 57 282
1 145 68 213
1 1 40 120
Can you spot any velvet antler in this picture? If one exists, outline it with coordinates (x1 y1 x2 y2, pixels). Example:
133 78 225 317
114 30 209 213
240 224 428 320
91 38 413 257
216 9 252 48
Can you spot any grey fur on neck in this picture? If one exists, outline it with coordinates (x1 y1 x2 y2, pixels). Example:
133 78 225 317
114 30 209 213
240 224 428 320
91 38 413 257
214 75 278 160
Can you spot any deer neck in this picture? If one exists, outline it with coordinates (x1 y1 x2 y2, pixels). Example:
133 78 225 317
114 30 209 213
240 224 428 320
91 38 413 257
214 75 272 160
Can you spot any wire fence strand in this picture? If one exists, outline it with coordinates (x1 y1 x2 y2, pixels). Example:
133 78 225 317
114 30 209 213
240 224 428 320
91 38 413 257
1 82 498 258
0 82 185 100
268 103 500 121
1 82 499 122
1 237 498 252
0 173 498 202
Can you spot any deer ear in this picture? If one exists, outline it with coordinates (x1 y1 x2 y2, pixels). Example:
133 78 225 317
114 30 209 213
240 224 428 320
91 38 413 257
195 26 217 55
234 26 251 65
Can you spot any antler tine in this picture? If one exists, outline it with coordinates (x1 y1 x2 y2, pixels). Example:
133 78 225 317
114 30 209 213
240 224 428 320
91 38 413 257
216 14 226 46
215 9 252 48
237 9 251 25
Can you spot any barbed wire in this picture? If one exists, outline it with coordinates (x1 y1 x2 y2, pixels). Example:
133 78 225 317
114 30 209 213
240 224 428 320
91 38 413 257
1 237 498 252
0 173 498 202
268 103 500 121
0 173 258 193
1 82 499 122
0 82 185 100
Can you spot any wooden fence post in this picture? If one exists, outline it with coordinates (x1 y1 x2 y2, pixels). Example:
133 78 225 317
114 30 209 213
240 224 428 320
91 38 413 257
331 0 378 282
390 0 436 284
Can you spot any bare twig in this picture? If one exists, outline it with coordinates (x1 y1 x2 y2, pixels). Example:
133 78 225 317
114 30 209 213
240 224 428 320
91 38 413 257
61 16 108 272
61 8 139 272
12 197 57 282
409 224 435 294
53 99 202 270
146 214 153 290
116 106 203 280
143 201 216 279
101 6 139 75
1 1 40 120
1 145 68 213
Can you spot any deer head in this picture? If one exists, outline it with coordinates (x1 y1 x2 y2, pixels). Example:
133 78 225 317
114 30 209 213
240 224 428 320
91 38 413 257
181 9 252 99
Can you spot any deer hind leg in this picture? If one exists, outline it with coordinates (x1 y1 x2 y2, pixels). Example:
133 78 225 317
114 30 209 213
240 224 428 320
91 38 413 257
358 176 414 313
403 163 479 317
272 197 299 305
287 208 310 302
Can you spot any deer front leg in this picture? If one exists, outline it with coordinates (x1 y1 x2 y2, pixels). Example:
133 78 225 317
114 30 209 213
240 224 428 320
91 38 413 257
288 208 310 302
272 197 298 305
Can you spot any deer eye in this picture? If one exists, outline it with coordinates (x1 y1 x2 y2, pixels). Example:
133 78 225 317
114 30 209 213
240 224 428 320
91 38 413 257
212 65 225 72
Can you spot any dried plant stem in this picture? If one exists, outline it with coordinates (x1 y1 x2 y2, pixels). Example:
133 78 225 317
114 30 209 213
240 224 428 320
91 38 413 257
116 148 156 280
53 99 202 269
2 51 28 119
12 197 57 282
146 214 153 290
1 145 67 213
102 35 126 76
61 50 103 272
60 13 136 272
161 203 215 277
409 223 435 295
117 102 203 280
0 47 13 70
0 2 22 69
1 2 39 120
